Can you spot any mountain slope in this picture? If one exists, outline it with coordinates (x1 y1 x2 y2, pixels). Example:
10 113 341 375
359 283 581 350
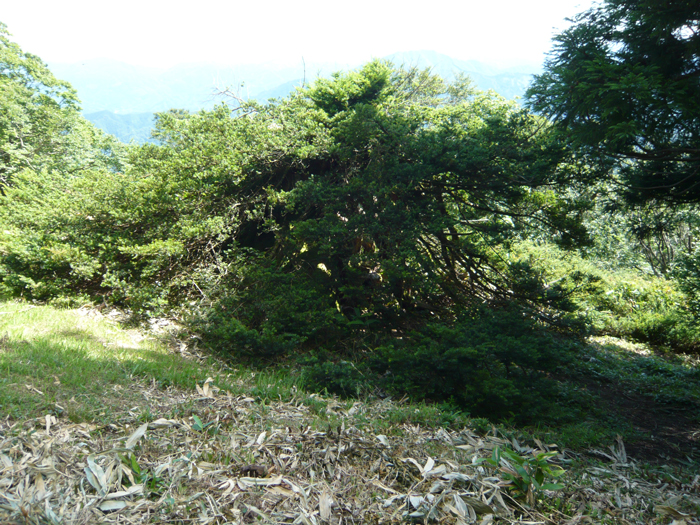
84 110 155 143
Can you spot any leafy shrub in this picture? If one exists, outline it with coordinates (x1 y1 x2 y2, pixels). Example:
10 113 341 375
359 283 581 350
300 355 366 397
478 446 565 505
510 241 700 353
369 307 570 421
590 277 699 352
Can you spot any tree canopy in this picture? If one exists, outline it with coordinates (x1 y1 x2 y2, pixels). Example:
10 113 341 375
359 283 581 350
0 22 125 190
527 0 700 205
138 62 588 329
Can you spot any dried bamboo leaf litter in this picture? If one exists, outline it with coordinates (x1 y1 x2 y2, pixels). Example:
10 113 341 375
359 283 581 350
1 380 699 524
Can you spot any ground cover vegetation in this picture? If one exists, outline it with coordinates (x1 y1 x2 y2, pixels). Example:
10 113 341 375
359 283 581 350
1 301 698 524
2 4 700 412
1 3 700 521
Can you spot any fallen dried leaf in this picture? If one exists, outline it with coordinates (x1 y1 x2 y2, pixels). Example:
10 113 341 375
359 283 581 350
124 423 148 449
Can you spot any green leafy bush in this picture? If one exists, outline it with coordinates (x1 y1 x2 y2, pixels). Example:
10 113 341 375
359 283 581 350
300 355 366 397
195 263 349 360
478 446 566 505
369 308 570 421
510 241 700 353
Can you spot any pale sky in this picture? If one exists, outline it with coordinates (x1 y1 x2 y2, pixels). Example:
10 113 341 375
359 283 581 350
2 0 597 68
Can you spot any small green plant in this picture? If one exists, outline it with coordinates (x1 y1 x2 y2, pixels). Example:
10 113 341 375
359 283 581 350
479 446 566 506
120 453 167 498
191 414 209 432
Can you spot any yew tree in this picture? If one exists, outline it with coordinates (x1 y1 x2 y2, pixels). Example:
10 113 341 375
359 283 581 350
193 61 589 357
187 62 589 416
0 59 588 415
527 0 700 205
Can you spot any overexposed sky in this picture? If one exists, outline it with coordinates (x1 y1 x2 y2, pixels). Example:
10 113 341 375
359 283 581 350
2 0 597 68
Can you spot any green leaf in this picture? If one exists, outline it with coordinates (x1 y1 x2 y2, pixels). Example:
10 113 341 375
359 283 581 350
540 483 565 491
549 466 566 478
130 454 142 478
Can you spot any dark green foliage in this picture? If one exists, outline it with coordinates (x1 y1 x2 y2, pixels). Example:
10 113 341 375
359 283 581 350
184 64 588 376
369 308 568 421
300 355 366 398
528 2 700 323
3 59 588 317
196 263 346 359
527 0 700 205
0 167 172 307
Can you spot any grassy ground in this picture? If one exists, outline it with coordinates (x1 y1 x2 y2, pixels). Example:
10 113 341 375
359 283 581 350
0 302 217 423
530 336 700 463
0 300 699 524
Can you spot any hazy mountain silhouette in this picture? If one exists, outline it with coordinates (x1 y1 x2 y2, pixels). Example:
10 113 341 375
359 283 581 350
50 52 540 143
84 111 155 143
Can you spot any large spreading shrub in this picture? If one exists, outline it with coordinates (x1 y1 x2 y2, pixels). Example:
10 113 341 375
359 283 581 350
0 56 604 415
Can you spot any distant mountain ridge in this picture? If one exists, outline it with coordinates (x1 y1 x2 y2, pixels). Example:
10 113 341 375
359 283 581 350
48 59 345 114
49 52 540 143
83 111 155 144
